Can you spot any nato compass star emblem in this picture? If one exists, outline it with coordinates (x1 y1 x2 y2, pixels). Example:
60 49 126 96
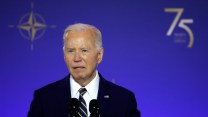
18 11 47 42
9 2 56 50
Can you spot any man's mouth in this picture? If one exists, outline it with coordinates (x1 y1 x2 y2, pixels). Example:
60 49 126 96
73 66 85 69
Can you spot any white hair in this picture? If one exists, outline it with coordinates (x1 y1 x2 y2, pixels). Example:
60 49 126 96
63 23 103 50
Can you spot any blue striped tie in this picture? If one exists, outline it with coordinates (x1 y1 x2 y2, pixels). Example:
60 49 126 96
78 88 88 117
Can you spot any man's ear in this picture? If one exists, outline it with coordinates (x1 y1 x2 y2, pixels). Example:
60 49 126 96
63 47 66 61
97 48 104 64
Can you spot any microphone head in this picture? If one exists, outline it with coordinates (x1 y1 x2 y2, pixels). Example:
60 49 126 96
89 99 100 117
69 98 79 116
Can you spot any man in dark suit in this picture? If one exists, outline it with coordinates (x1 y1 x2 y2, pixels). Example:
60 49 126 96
27 23 140 117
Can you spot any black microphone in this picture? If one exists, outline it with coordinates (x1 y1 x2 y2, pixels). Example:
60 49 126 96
69 98 79 117
89 99 100 117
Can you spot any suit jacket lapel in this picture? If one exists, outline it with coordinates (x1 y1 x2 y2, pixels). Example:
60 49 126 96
97 73 111 117
57 75 71 117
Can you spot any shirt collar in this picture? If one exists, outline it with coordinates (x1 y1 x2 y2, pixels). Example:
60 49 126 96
70 70 100 99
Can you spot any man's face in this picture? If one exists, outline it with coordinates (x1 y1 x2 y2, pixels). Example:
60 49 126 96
63 30 103 83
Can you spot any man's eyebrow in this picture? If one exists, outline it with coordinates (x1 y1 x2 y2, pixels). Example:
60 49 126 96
81 47 90 49
66 47 74 49
65 48 75 50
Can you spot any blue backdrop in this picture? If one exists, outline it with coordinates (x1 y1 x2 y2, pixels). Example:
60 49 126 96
0 0 208 117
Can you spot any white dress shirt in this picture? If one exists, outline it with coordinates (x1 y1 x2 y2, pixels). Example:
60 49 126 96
70 70 100 117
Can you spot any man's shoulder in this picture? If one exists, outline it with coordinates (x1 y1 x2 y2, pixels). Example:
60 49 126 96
35 75 69 94
101 77 134 97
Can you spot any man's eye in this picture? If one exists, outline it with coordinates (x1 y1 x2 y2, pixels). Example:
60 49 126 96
67 49 74 52
82 49 88 52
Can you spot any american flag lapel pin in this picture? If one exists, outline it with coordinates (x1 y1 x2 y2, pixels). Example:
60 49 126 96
104 95 110 98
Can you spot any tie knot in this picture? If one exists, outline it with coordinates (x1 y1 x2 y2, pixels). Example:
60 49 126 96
79 88 87 96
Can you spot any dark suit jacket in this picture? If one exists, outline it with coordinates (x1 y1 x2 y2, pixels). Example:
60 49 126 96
27 73 141 117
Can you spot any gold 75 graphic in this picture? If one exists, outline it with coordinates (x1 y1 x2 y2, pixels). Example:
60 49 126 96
165 8 194 48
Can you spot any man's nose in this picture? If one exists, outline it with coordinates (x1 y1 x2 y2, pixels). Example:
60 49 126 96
74 51 82 62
